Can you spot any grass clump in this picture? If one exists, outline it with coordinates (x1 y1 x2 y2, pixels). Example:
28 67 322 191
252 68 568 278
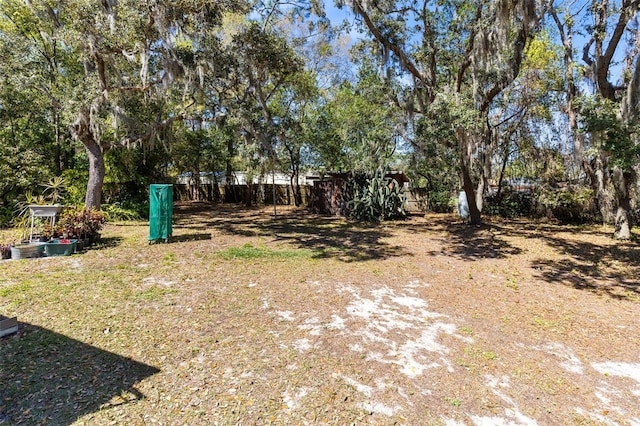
219 243 314 260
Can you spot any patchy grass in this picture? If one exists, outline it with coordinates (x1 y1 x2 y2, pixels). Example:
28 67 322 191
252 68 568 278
218 243 316 260
1 203 639 425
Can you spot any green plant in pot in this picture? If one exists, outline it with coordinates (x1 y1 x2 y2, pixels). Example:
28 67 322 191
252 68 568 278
84 209 106 244
41 223 62 241
7 220 46 258
59 207 83 239
10 212 31 244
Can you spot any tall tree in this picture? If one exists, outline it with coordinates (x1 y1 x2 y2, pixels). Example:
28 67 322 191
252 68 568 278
3 0 247 210
0 0 76 213
553 0 640 238
583 0 640 239
215 21 306 205
329 60 405 172
344 0 547 223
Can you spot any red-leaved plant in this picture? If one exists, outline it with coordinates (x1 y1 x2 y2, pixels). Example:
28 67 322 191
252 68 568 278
58 207 106 240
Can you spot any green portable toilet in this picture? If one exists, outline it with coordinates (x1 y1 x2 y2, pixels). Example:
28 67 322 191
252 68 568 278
149 184 173 243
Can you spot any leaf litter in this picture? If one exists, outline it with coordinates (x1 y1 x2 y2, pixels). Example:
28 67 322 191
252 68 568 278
0 203 639 425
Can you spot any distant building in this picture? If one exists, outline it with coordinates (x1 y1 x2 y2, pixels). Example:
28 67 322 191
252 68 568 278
176 171 313 186
175 171 314 204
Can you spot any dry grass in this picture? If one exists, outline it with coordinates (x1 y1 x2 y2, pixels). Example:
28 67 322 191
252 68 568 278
1 202 639 425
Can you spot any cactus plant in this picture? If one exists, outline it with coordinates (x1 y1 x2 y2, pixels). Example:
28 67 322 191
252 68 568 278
343 168 407 222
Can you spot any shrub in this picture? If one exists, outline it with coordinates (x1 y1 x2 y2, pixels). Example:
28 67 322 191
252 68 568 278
60 169 89 205
102 202 144 221
58 207 106 239
535 186 596 223
485 190 534 218
41 223 63 240
429 190 456 213
1 243 10 259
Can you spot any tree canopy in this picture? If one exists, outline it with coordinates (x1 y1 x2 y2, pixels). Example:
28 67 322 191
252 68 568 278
1 0 639 238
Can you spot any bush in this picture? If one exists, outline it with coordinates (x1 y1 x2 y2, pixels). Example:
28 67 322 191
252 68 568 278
0 204 13 227
60 169 88 205
429 191 456 213
58 207 106 239
1 243 10 259
102 202 145 221
485 190 534 218
535 186 596 223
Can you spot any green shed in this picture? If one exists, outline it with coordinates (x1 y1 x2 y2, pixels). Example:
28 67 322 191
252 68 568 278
149 184 173 243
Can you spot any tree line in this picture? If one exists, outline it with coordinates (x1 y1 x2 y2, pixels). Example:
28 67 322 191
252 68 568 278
0 0 639 239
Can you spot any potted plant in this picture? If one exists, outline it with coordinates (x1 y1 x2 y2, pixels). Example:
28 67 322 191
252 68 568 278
7 215 45 259
7 178 69 258
15 183 65 243
84 209 106 244
41 223 62 241
58 207 106 248
58 207 83 239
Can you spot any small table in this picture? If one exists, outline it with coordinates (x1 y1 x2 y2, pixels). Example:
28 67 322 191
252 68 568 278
28 205 63 242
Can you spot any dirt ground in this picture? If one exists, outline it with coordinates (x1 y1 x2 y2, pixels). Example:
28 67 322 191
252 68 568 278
1 202 639 425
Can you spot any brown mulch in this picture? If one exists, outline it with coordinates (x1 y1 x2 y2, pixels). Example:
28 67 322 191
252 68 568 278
1 202 639 425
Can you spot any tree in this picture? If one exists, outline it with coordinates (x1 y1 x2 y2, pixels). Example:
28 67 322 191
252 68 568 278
344 0 548 224
408 113 459 212
489 31 565 199
270 70 319 206
2 0 248 210
214 21 307 205
582 0 640 239
335 60 405 172
0 0 77 217
552 0 640 238
170 124 229 201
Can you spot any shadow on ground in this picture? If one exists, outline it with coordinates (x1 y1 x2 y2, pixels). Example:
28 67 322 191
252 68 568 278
406 215 523 260
170 203 640 299
0 323 159 425
173 202 409 262
169 233 212 243
531 234 640 301
89 236 124 251
266 218 410 262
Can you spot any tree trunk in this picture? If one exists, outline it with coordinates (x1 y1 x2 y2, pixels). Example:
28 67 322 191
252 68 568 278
567 102 585 167
244 183 253 207
293 182 302 206
612 166 633 239
496 145 512 199
53 109 62 175
226 137 237 203
461 163 482 225
191 168 201 201
84 137 105 210
475 146 493 213
290 168 303 206
456 128 482 224
69 106 105 210
588 155 615 224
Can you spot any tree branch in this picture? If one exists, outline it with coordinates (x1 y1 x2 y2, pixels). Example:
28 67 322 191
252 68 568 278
351 0 428 88
456 3 483 93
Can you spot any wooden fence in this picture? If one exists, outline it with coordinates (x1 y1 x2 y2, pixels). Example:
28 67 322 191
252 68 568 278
174 183 310 206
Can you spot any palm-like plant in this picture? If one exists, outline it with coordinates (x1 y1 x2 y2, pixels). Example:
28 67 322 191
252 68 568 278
41 177 67 204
